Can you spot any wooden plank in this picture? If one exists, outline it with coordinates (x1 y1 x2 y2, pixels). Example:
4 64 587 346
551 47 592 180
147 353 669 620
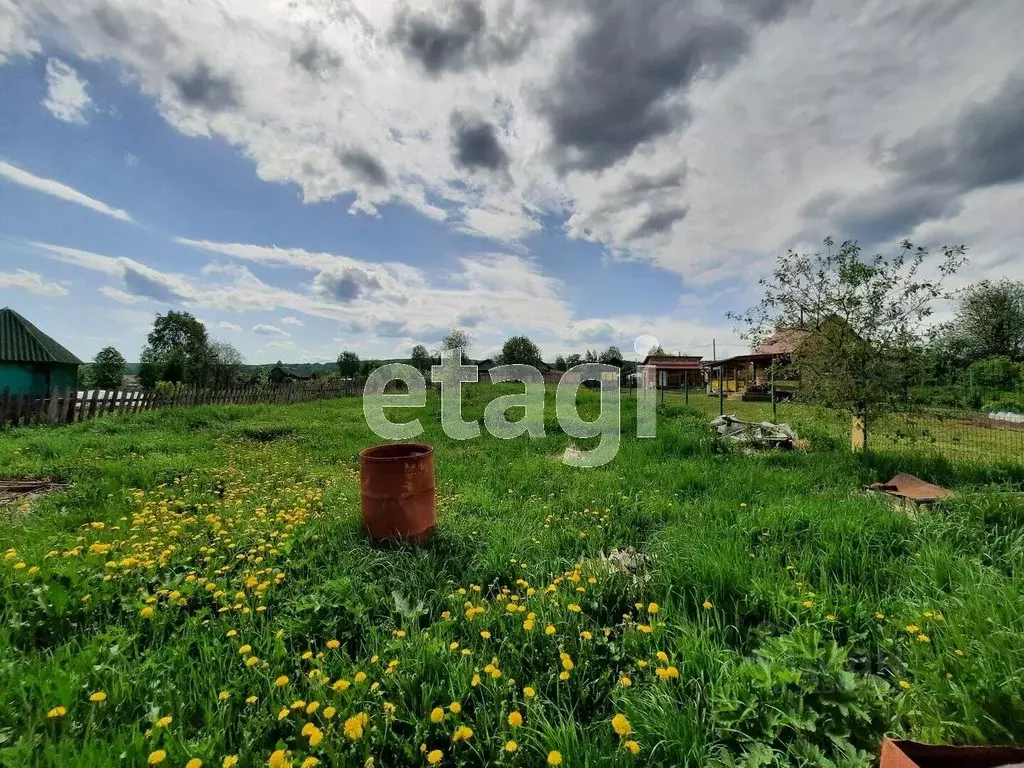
44 388 60 423
63 390 77 424
86 388 101 420
0 388 9 427
75 390 86 422
105 389 118 416
11 394 24 426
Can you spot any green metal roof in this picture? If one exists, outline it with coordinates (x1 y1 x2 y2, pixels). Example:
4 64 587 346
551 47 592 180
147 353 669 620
0 307 83 365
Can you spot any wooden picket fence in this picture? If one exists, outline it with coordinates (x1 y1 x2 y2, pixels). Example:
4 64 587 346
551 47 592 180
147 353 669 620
0 379 362 428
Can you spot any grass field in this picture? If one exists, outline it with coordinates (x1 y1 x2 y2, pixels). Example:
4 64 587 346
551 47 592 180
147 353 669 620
668 391 1024 468
2 386 1024 767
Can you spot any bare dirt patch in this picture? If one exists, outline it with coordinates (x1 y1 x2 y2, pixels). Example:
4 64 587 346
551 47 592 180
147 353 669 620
0 477 69 506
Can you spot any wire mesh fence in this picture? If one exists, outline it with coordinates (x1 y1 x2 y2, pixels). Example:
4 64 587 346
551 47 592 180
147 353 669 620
661 387 1023 468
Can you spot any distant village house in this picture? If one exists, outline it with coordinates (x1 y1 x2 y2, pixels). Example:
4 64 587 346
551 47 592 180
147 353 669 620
268 362 314 385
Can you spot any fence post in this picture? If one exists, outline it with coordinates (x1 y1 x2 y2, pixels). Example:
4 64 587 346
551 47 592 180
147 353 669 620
86 388 100 420
770 364 777 421
718 367 724 416
64 390 77 424
851 412 866 452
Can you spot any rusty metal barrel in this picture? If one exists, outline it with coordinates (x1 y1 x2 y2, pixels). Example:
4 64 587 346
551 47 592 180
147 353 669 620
359 443 436 543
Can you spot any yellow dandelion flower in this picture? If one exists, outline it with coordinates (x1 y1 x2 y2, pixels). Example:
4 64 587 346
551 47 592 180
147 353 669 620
147 750 166 765
875 612 885 620
308 727 323 747
508 711 523 727
223 756 239 768
343 715 365 741
702 600 713 610
648 602 659 614
185 760 202 768
523 619 535 631
278 707 289 721
505 740 518 753
905 625 920 634
306 701 319 714
471 673 481 687
269 750 290 768
637 624 653 633
548 751 563 766
580 630 592 640
449 642 459 651
449 701 462 714
480 631 491 640
801 601 814 608
354 672 367 684
568 603 582 613
238 644 252 655
452 725 473 742
89 691 107 702
656 651 668 662
140 606 155 618
612 713 632 736
333 679 351 692
624 740 640 755
899 680 911 690
326 639 340 649
47 706 67 718
156 715 173 727
545 624 556 635
274 676 289 687
245 695 258 704
523 686 536 698
426 750 443 765
431 707 445 723
218 691 231 701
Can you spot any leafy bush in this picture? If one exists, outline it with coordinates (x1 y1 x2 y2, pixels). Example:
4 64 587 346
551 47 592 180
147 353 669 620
968 356 1024 391
710 627 890 767
984 398 1024 414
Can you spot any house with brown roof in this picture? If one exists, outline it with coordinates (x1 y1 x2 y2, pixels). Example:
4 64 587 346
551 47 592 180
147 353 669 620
706 329 809 398
641 354 704 389
0 307 82 396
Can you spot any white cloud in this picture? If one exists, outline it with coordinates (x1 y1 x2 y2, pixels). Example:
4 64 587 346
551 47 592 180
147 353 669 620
218 320 243 331
0 269 68 296
42 58 92 123
0 162 132 221
0 0 40 64
11 0 1020 289
280 316 304 327
252 323 290 338
99 285 146 303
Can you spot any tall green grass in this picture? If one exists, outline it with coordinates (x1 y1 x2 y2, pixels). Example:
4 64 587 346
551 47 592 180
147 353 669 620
0 386 1022 767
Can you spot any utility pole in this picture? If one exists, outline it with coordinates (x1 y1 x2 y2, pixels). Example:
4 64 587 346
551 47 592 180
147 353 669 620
770 362 776 421
718 366 724 416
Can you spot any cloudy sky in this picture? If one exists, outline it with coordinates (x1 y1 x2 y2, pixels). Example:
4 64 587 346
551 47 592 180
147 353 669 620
1 0 1022 364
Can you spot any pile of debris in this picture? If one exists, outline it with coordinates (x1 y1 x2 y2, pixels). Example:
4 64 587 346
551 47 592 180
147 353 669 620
711 414 800 449
866 473 954 510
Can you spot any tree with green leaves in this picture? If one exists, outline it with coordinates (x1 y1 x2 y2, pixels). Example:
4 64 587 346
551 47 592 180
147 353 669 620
943 279 1024 363
553 355 567 371
139 311 212 387
731 237 966 421
563 353 583 368
497 335 542 366
208 341 244 388
90 346 126 390
337 350 360 377
439 328 472 364
648 344 666 356
410 344 431 373
598 346 624 366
